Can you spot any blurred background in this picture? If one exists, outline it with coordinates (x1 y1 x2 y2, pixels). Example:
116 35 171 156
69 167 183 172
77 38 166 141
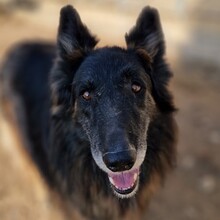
0 0 219 219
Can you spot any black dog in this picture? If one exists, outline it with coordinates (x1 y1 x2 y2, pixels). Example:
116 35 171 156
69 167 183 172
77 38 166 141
1 5 177 220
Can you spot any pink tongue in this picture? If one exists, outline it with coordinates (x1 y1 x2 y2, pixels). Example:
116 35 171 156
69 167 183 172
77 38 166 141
109 169 138 189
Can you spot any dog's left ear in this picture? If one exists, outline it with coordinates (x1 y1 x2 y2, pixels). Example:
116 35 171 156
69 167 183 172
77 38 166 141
126 7 176 113
125 6 164 59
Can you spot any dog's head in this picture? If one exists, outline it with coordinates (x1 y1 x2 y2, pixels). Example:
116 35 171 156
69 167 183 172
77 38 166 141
51 5 174 198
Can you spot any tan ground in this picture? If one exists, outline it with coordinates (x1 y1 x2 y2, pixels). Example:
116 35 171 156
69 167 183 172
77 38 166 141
0 1 220 220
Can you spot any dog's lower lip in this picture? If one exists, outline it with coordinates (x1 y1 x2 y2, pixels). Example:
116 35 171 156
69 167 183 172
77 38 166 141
111 179 138 195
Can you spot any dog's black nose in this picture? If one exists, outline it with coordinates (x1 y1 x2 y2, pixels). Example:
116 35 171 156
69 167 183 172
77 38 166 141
103 149 136 172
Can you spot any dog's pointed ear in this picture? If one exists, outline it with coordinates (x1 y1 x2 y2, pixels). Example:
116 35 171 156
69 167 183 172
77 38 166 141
125 6 164 58
126 7 176 113
57 5 98 58
51 6 98 116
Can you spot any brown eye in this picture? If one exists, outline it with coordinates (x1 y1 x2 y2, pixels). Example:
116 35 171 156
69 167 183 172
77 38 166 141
82 91 91 100
131 83 141 93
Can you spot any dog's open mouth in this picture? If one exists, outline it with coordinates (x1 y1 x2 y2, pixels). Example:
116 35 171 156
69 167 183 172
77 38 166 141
108 168 139 198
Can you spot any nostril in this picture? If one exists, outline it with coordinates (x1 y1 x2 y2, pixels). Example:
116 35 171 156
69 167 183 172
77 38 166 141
124 162 134 170
103 150 136 172
107 161 134 172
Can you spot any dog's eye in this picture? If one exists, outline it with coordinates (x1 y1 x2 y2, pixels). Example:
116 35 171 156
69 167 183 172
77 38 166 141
82 91 91 100
131 83 142 93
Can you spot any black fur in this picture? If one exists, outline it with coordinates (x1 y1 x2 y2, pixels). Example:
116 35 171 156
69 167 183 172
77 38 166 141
0 5 177 220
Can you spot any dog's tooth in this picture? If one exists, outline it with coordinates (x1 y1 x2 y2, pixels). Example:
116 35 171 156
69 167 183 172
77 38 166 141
109 177 114 185
133 173 138 181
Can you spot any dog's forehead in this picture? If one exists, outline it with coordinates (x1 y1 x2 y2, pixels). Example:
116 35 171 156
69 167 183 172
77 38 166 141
75 47 143 81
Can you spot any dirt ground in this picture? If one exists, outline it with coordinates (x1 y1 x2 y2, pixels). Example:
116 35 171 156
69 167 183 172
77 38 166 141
0 1 219 220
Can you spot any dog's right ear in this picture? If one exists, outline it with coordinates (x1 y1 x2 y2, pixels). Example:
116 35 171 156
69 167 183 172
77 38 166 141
57 5 98 59
51 6 98 115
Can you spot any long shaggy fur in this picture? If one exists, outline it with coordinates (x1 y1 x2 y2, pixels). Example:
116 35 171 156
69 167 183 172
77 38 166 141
0 5 177 220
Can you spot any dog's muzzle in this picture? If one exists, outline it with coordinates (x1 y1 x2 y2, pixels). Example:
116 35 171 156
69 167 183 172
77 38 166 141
103 149 140 198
